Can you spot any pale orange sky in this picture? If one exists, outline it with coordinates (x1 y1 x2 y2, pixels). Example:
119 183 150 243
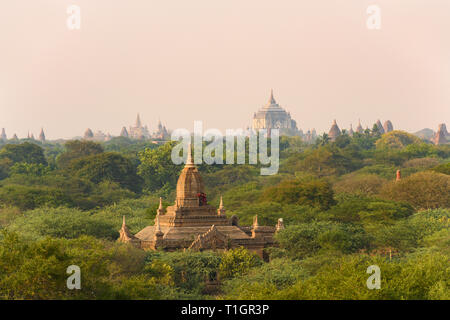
0 0 449 139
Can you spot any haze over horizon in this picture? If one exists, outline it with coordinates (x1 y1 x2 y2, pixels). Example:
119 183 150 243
1 0 449 140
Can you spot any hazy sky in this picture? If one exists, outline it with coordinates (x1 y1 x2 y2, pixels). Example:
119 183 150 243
0 0 449 139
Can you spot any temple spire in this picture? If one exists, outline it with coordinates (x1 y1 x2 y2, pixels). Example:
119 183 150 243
135 113 142 127
39 128 45 142
217 195 226 215
157 197 165 215
269 89 276 104
186 143 194 166
155 214 163 237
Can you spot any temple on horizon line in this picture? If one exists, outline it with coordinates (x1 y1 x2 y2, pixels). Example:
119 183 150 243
118 146 283 259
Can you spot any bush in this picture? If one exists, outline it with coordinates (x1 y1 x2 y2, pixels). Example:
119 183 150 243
275 222 372 260
325 195 414 224
380 171 450 209
261 177 335 210
432 162 450 175
7 207 119 240
0 142 47 165
219 247 262 279
375 131 422 149
66 152 143 193
273 251 449 300
0 232 172 299
334 174 387 196
221 258 306 299
402 157 440 169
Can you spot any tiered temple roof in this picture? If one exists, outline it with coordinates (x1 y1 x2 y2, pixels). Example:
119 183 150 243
252 90 300 136
118 145 279 258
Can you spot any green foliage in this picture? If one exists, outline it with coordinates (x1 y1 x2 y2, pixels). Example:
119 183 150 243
9 162 51 177
432 162 450 175
375 130 422 149
0 175 136 211
275 222 372 260
0 142 47 166
56 140 104 169
400 143 439 159
138 142 183 192
299 145 363 177
0 185 71 210
371 209 450 251
273 251 449 300
7 207 118 240
221 258 307 299
324 194 414 224
66 152 143 193
147 250 222 297
219 247 262 279
0 232 173 299
334 173 387 196
380 171 450 209
262 177 335 210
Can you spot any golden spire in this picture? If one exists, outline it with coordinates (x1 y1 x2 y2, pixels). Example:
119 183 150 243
219 196 224 209
217 195 226 215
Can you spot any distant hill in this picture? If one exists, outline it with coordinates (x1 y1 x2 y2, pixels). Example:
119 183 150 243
413 128 435 141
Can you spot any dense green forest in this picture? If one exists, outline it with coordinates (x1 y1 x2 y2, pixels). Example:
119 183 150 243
0 129 449 300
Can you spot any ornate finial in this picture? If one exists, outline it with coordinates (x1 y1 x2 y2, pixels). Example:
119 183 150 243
219 196 224 209
157 197 165 215
122 215 126 227
333 119 337 125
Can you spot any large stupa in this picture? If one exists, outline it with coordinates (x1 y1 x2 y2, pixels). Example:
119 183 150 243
252 90 300 136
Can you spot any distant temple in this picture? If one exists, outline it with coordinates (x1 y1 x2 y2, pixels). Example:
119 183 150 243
128 114 151 140
39 128 46 142
252 90 300 136
328 120 341 141
434 123 449 145
356 120 364 133
376 120 385 134
153 120 170 140
119 146 280 259
304 128 317 143
383 120 394 133
1 128 7 141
